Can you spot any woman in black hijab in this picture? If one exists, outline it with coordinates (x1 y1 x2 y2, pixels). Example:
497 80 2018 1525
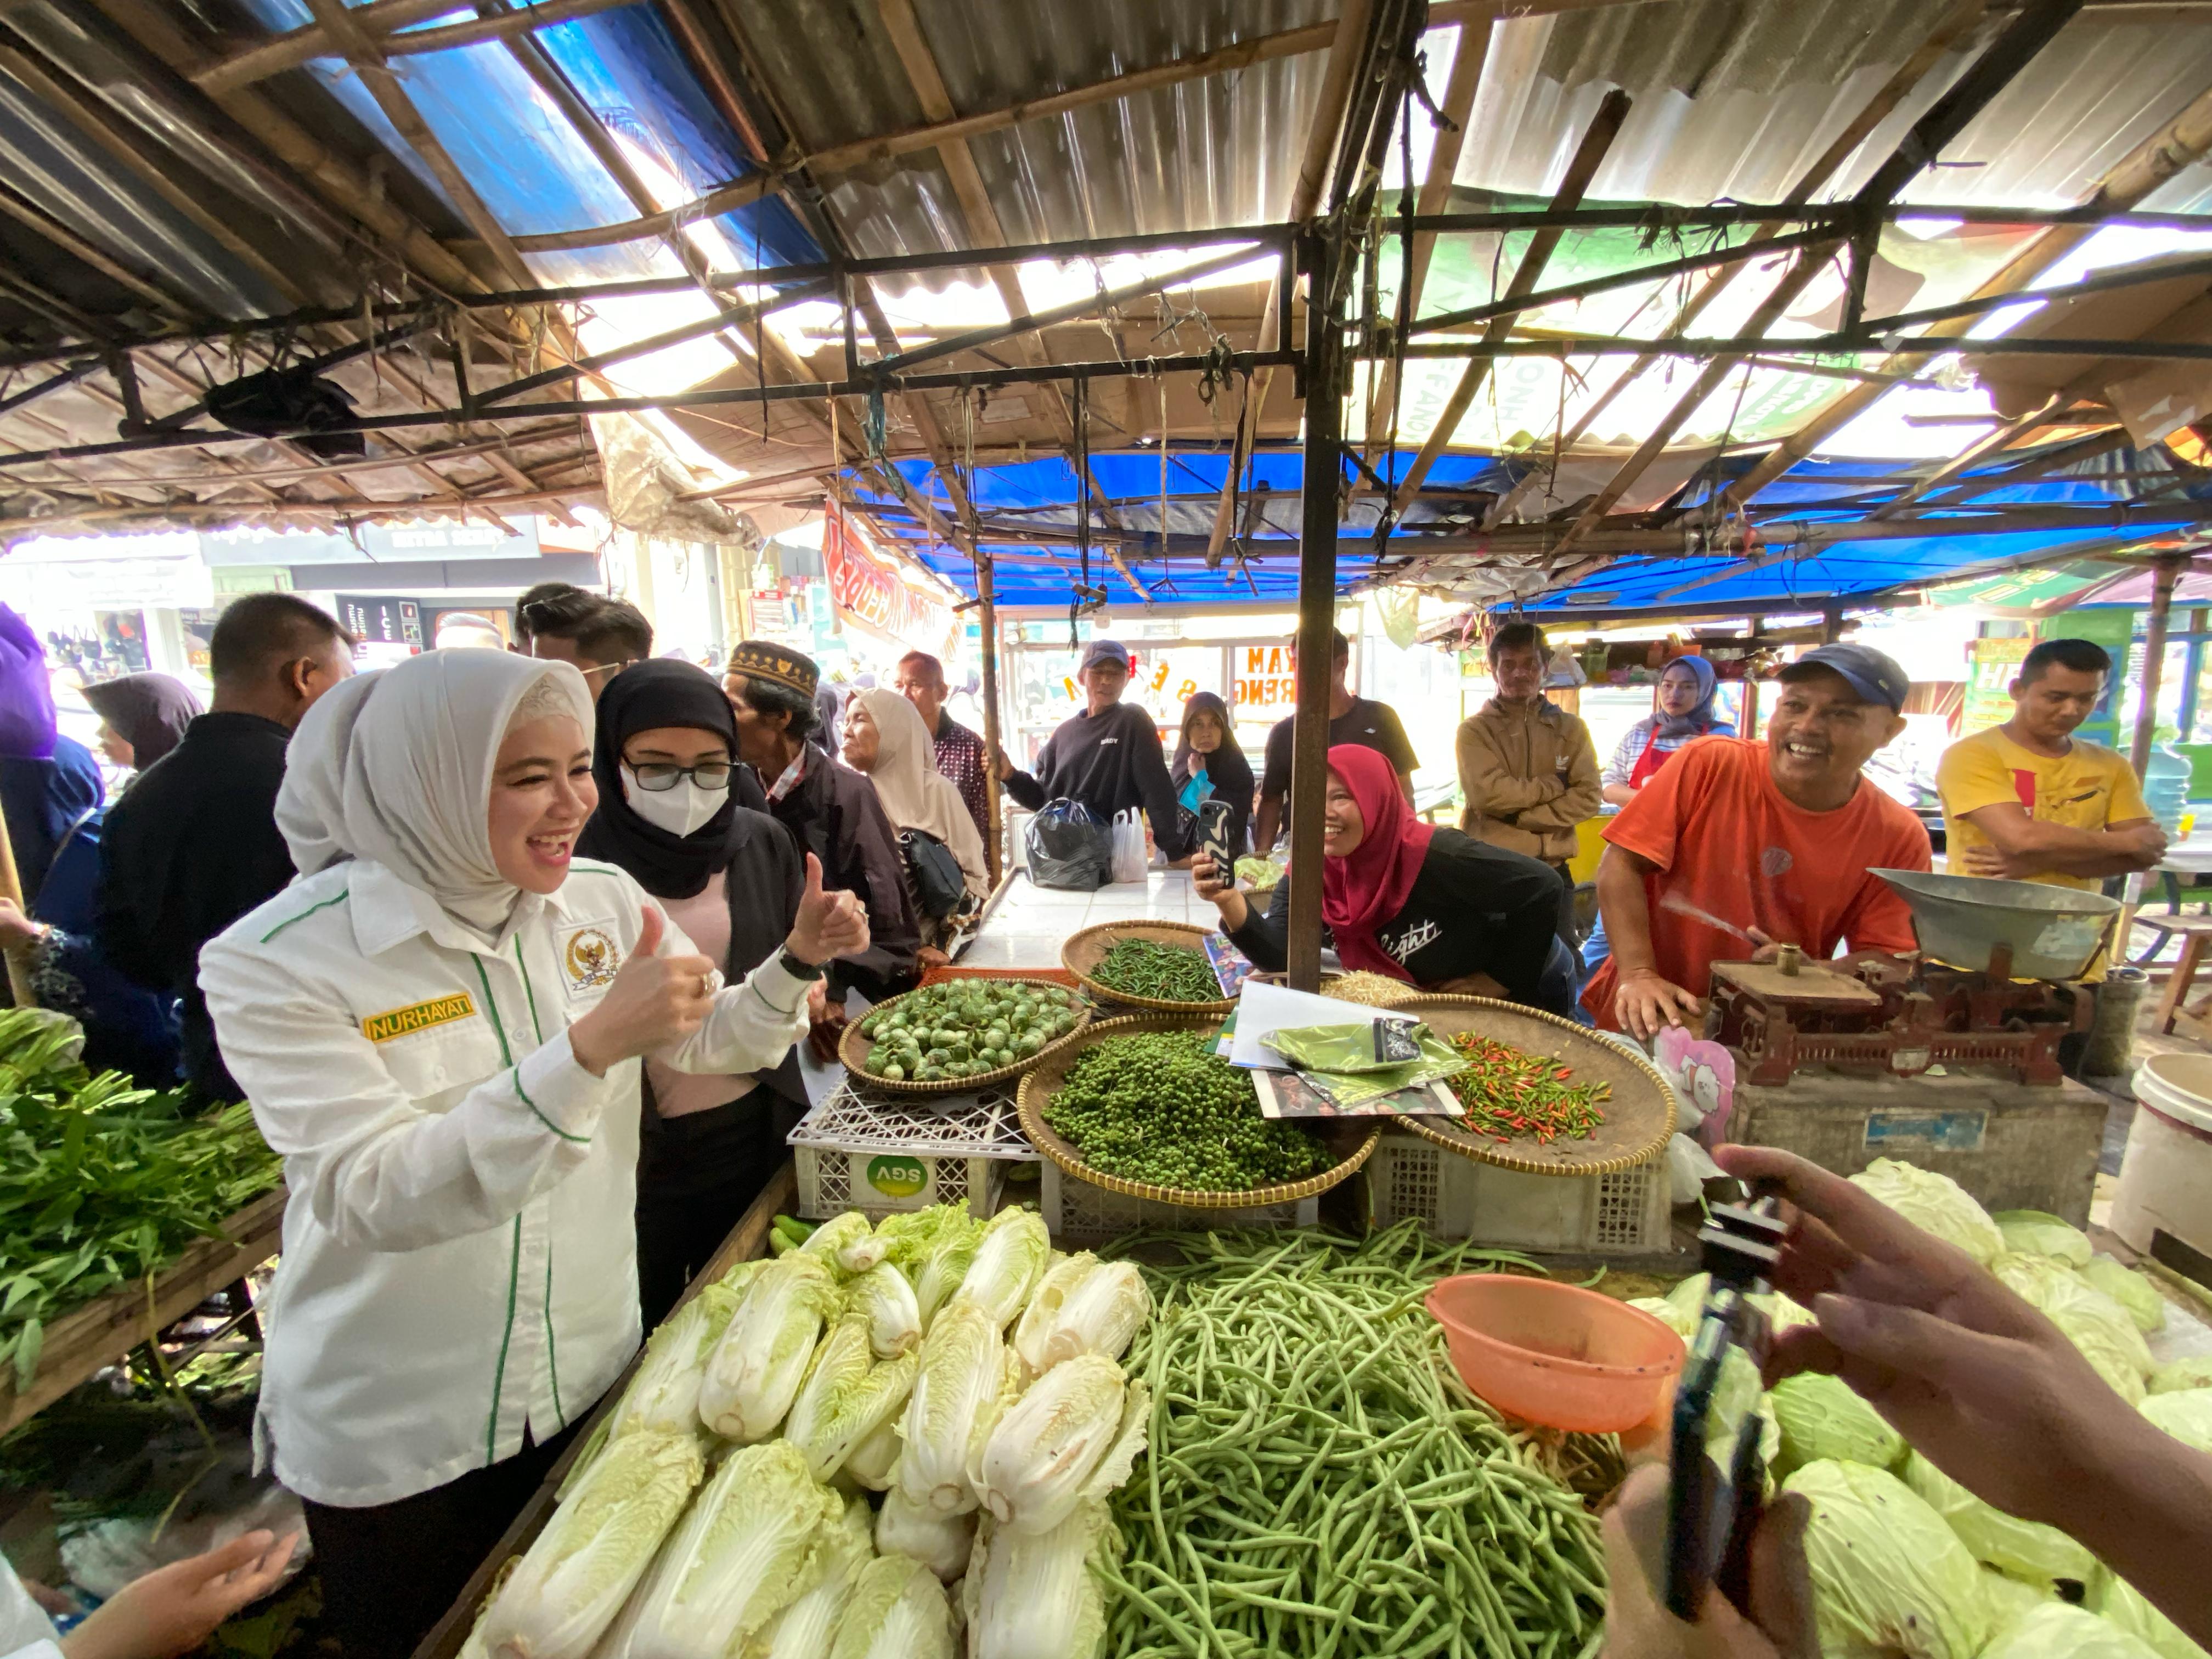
1170 691 1255 861
83 673 201 776
574 660 815 1324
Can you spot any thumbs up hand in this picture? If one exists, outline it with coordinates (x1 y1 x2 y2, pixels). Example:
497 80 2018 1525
786 852 870 967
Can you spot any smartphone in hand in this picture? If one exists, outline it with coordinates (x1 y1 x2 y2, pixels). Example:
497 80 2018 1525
1197 799 1237 885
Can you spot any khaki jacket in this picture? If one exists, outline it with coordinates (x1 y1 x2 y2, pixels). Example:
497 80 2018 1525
1457 697 1603 864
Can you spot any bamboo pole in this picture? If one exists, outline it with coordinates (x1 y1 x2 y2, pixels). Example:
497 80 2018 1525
978 553 1006 887
2131 555 2183 778
1288 233 1343 992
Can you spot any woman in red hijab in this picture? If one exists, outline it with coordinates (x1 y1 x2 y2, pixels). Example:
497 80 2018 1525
1195 744 1577 1014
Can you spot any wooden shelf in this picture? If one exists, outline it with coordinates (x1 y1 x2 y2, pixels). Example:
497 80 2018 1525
0 1187 288 1435
414 1160 798 1659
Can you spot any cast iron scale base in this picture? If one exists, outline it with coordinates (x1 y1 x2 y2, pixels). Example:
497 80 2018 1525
1705 945 2094 1088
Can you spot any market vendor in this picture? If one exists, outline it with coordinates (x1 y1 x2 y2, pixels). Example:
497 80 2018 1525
997 638 1193 861
198 649 867 1659
1194 744 1577 1014
1936 639 2165 915
1586 643 1931 1037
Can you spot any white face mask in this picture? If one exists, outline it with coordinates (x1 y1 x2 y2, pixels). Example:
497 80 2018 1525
622 767 727 838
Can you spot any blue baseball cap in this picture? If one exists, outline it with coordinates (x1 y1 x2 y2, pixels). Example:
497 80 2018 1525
1080 639 1131 673
1779 644 1910 712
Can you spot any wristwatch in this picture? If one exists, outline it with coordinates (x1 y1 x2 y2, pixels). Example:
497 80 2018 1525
778 947 826 981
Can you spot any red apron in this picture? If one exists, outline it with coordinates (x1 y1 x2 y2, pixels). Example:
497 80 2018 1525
1627 725 1707 791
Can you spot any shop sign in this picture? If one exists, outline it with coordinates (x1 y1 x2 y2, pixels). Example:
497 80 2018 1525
336 595 424 650
822 503 950 652
1234 644 1298 713
1959 636 2032 736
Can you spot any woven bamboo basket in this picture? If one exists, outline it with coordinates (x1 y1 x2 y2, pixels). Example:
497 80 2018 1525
839 977 1093 1096
1016 1012 1380 1209
1062 919 1238 1014
1379 994 1675 1176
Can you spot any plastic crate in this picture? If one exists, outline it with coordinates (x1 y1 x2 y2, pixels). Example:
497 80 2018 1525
1367 1130 1672 1254
789 1077 1037 1222
1039 1160 1319 1248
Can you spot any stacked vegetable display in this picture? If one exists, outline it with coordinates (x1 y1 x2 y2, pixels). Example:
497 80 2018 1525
0 1009 283 1391
1102 1224 1610 1658
1631 1158 2203 1659
853 983 1082 1084
465 1203 1153 1659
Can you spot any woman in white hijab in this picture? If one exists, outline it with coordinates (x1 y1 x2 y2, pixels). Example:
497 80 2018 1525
841 689 987 958
198 650 865 1659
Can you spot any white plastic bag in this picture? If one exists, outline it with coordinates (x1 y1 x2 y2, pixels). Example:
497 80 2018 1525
1110 809 1147 884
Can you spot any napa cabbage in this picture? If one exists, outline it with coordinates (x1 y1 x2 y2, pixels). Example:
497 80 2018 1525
895 1301 1010 1516
746 1494 873 1659
477 1431 702 1659
873 1486 975 1583
975 1353 1149 1534
1012 1256 1148 1376
823 1555 955 1659
960 1500 1122 1659
800 1211 890 1278
783 1312 921 1482
876 1203 982 1329
847 1263 922 1359
949 1207 1052 1330
699 1254 840 1442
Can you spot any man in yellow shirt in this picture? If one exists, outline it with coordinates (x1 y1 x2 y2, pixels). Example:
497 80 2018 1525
1937 637 2166 902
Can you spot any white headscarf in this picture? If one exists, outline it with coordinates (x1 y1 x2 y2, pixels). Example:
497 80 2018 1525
279 649 596 934
850 687 986 895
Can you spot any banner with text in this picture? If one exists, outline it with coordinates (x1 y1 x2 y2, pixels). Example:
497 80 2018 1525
822 502 952 656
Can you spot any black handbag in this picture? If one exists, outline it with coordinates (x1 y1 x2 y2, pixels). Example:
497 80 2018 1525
899 828 970 921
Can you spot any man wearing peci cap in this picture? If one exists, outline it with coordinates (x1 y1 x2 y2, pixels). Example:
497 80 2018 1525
724 641 919 1032
997 639 1193 862
1584 642 1933 1038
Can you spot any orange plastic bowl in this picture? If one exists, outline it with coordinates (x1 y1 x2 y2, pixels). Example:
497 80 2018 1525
1426 1273 1688 1434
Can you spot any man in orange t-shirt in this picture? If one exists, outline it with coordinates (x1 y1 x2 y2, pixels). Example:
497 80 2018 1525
1584 644 1933 1037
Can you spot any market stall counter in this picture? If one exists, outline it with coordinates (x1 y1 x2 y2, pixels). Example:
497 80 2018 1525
960 868 1214 972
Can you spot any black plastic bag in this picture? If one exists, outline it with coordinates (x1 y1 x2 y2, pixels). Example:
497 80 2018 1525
1025 798 1110 890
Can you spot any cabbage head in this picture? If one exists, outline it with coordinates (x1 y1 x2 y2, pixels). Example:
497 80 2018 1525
2140 1386 2212 1453
825 1554 955 1659
1989 1254 2152 1403
895 1301 1009 1516
1848 1161 2003 1264
1782 1459 1991 1659
751 1494 873 1659
874 1486 975 1583
478 1431 702 1659
607 1276 746 1442
1013 1256 1148 1376
596 1441 845 1659
961 1500 1122 1659
848 1263 922 1359
2076 1257 2164 1334
1900 1454 2094 1589
949 1207 1052 1331
782 1312 921 1482
1993 1210 2092 1269
1982 1603 2164 1659
1770 1374 1903 1477
2151 1358 2212 1396
876 1203 982 1329
1629 1295 1697 1341
699 1253 841 1442
801 1211 890 1278
2092 1565 2212 1659
975 1352 1149 1534
1980 1569 2053 1641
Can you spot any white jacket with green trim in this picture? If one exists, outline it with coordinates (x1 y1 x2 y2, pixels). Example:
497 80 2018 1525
199 855 810 1508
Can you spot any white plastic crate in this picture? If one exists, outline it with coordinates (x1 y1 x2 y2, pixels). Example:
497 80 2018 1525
1367 1130 1672 1254
789 1077 1037 1222
1039 1160 1319 1248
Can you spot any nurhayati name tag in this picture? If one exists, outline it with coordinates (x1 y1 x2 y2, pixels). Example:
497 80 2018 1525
360 992 478 1044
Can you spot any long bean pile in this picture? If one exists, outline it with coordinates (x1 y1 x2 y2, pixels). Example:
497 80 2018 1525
1099 1224 1609 1659
1443 1034 1610 1144
1088 936 1223 1003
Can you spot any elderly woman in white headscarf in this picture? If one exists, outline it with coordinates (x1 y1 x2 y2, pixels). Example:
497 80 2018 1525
840 688 988 960
198 650 865 1659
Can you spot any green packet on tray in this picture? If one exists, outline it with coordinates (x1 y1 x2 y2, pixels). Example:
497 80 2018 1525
1262 1019 1469 1112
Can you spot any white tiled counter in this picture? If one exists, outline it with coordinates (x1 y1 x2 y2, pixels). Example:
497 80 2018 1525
959 868 1211 970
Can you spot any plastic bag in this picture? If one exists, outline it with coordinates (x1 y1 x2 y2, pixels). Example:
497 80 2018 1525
1024 799 1110 890
1265 1019 1425 1072
1110 809 1148 884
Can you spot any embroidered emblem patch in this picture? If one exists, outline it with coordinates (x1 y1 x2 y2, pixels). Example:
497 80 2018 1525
563 927 621 991
361 992 477 1043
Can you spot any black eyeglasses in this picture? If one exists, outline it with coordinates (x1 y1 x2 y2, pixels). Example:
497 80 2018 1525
625 761 735 792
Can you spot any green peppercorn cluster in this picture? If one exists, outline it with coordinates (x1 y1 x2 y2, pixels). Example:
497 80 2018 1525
1043 1030 1331 1192
1088 935 1223 1003
856 980 1080 1082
